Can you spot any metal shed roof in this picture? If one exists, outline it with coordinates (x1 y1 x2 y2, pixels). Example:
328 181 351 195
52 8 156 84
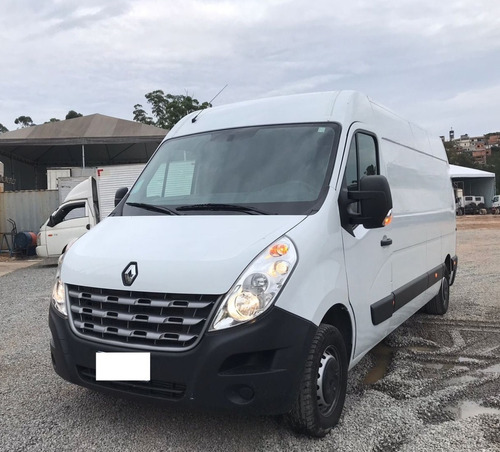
0 113 166 144
0 114 167 166
450 164 495 179
450 164 496 207
0 114 167 190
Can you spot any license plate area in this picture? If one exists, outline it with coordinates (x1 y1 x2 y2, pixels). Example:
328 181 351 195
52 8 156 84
95 352 150 381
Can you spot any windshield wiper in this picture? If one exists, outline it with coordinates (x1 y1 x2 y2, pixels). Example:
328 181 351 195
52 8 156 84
176 203 270 215
126 202 179 216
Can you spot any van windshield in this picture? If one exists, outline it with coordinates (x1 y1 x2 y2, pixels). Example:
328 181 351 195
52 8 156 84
123 123 339 215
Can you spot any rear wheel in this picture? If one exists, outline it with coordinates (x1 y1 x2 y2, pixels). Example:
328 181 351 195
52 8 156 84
424 276 450 315
287 324 348 437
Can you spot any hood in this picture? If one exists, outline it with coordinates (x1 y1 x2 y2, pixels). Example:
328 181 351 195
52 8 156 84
61 215 305 294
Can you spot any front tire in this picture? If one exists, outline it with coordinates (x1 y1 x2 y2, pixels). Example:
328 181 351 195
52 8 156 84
287 324 348 437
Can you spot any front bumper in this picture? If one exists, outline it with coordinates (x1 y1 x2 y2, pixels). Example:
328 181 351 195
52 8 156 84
49 305 316 415
36 245 48 258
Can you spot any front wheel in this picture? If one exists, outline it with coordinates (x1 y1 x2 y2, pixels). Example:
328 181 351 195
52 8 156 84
286 324 348 437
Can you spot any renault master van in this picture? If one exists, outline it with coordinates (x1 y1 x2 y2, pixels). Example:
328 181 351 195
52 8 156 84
49 91 457 437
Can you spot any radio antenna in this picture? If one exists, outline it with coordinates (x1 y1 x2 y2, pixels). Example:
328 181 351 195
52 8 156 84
192 84 228 123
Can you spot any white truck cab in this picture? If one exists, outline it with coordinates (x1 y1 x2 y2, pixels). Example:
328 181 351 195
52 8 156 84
37 177 99 257
49 91 457 437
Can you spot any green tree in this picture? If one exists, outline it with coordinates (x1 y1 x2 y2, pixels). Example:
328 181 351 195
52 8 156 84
486 147 500 193
133 90 211 129
66 110 83 119
14 116 35 128
0 123 8 133
45 118 60 123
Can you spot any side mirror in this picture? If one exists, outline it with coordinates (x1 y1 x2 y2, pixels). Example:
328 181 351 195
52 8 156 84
348 175 393 229
47 214 56 228
114 187 129 207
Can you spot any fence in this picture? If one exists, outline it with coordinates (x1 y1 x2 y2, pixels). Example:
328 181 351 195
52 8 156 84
0 190 59 251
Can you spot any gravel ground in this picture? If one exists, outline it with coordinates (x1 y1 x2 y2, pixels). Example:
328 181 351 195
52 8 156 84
0 217 499 451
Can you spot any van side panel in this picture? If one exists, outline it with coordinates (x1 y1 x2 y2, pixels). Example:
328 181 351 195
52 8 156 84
371 104 455 330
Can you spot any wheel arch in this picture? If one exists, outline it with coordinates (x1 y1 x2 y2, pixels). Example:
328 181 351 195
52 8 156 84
320 304 353 363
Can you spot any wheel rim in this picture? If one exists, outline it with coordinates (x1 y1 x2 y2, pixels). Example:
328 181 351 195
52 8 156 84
317 345 341 416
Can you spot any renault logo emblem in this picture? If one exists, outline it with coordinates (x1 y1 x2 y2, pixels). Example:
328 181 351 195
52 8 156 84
122 262 138 286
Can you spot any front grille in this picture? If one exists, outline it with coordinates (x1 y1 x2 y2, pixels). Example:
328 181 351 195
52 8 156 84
67 284 220 350
77 366 186 400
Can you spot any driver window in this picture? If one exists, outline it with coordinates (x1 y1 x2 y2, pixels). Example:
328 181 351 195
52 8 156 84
343 132 379 214
53 203 86 226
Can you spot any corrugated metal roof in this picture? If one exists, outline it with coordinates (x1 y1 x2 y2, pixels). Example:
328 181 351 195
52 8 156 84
0 114 168 190
0 114 167 145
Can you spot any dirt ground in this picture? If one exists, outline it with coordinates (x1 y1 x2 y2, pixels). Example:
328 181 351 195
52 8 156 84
456 214 500 230
0 215 498 451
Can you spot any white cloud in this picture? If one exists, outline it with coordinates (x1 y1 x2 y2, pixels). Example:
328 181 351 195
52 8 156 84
407 85 500 136
0 0 499 136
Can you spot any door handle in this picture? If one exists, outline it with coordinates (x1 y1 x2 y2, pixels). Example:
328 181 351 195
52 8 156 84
381 236 392 247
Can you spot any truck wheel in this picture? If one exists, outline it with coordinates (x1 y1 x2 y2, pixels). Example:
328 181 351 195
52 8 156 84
287 324 348 437
424 276 449 315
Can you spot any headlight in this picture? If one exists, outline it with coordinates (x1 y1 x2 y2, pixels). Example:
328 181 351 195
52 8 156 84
51 238 77 317
210 236 297 331
51 277 67 317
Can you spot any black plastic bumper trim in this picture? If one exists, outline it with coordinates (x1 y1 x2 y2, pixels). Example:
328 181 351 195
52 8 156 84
49 304 317 415
450 255 458 286
370 295 394 326
371 263 446 325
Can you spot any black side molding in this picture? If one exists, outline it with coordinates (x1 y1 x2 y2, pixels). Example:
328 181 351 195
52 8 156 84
370 295 394 326
371 264 446 325
450 255 458 286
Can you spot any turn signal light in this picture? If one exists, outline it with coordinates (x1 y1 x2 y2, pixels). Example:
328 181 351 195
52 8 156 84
383 211 393 227
269 243 289 257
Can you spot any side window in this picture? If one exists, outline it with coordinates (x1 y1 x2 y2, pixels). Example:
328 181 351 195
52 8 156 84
342 132 379 214
53 202 86 226
357 133 378 178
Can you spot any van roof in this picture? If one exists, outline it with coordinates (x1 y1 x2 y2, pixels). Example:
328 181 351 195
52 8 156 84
164 90 447 162
167 90 373 138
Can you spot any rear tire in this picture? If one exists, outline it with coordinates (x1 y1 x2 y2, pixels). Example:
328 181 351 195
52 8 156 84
286 324 348 437
424 276 450 315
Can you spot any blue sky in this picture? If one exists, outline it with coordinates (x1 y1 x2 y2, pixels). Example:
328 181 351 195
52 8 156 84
1 0 499 137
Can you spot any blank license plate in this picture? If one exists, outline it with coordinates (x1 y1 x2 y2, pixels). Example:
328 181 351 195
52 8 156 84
95 352 150 381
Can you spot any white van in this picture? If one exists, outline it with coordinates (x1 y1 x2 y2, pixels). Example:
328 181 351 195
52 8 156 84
49 91 457 437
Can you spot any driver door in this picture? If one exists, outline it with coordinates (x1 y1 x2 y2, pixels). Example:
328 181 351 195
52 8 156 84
339 129 394 360
46 202 89 256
